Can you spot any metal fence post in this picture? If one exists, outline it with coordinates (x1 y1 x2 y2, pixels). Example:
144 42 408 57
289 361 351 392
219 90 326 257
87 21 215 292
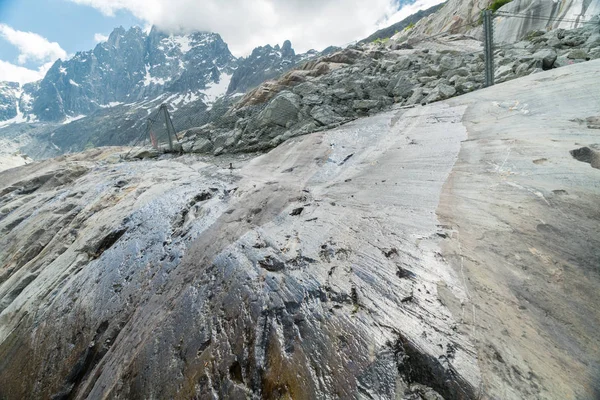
483 10 495 87
159 103 175 151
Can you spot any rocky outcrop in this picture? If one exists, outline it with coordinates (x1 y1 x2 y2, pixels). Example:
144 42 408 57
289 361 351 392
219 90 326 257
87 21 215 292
226 40 321 95
494 0 600 44
393 0 599 46
392 0 491 41
0 129 481 399
1 59 599 399
176 19 600 157
492 21 600 81
359 2 446 44
0 82 20 121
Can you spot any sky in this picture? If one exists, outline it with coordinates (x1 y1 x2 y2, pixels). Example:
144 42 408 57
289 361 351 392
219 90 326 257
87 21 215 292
0 0 444 84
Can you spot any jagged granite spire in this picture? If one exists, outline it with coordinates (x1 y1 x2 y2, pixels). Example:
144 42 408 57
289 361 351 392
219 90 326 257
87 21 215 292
227 40 311 95
30 26 237 121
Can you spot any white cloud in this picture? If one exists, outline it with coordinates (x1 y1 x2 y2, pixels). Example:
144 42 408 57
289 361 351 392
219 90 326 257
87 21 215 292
0 24 67 65
0 60 51 84
68 0 444 55
94 33 109 42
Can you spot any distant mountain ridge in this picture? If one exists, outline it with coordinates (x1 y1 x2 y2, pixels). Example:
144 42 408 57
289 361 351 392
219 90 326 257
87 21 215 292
0 26 324 126
32 27 236 122
0 25 331 159
0 0 483 160
227 40 314 95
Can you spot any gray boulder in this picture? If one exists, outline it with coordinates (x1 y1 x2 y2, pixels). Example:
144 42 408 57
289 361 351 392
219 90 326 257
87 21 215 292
366 85 389 100
457 81 477 93
515 62 533 77
532 48 557 70
390 75 415 98
329 88 357 100
567 49 590 60
423 83 456 103
181 140 194 152
439 55 464 71
554 55 578 68
130 147 159 159
301 93 324 105
256 91 301 127
353 99 380 110
452 67 471 77
589 48 600 60
394 56 413 71
293 81 321 97
418 76 437 84
584 33 600 50
562 34 586 47
495 64 515 82
547 36 563 48
406 87 425 105
449 75 467 85
310 105 345 126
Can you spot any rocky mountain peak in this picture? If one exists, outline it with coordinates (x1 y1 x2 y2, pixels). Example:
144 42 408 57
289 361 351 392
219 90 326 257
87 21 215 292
24 25 239 122
106 26 128 47
0 82 21 121
281 39 295 57
0 23 331 160
226 40 311 95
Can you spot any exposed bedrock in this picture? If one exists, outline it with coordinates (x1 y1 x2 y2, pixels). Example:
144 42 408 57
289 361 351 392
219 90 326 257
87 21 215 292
0 60 599 399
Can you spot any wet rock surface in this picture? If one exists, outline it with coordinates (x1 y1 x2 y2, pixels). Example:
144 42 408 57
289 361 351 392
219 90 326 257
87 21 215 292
439 60 600 399
1 60 599 399
0 100 480 399
0 108 480 398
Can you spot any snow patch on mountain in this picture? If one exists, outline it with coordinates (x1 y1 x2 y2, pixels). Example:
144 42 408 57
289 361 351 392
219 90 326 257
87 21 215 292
203 73 232 105
21 92 33 108
171 35 192 53
62 114 86 124
143 65 170 86
0 86 26 128
171 91 202 107
0 113 26 128
99 101 123 108
182 92 200 105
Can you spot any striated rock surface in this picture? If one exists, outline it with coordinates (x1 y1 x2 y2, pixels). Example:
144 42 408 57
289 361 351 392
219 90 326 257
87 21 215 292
0 111 479 399
392 0 599 45
1 60 599 399
438 59 600 399
494 0 600 44
359 3 446 44
391 0 490 40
